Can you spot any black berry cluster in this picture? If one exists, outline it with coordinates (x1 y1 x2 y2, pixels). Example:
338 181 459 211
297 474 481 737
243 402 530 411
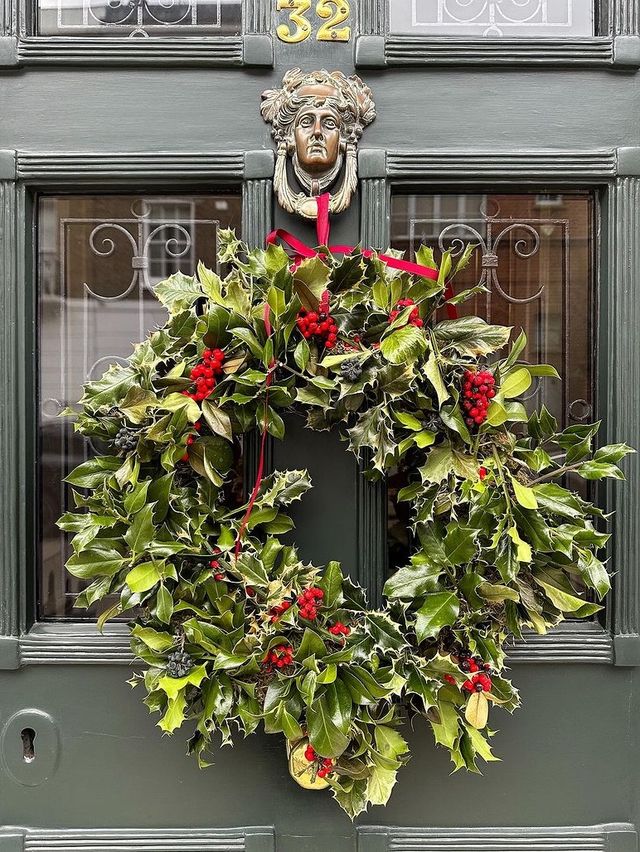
114 427 138 454
340 358 363 382
461 369 496 428
296 291 338 349
166 650 194 678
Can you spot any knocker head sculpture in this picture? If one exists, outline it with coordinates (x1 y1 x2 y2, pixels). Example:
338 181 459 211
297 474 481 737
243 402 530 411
261 69 376 220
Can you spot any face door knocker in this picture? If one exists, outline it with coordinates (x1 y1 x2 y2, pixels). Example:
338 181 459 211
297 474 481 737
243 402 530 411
261 69 376 220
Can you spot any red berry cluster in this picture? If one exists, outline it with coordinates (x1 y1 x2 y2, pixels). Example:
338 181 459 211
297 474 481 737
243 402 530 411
461 369 496 428
463 672 492 693
304 745 335 779
180 420 202 462
328 622 350 637
262 644 293 672
388 298 424 328
298 587 324 620
296 292 338 349
269 599 292 623
210 548 224 581
182 348 226 403
459 656 493 693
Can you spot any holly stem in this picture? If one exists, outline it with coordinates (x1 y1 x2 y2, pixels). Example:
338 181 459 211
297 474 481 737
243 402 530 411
529 462 583 485
491 445 512 513
277 361 309 381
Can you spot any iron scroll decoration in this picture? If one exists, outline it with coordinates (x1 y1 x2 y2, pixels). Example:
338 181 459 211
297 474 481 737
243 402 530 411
58 72 632 818
261 69 375 220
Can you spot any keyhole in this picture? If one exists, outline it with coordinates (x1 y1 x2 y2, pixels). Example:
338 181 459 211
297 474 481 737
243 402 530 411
21 728 36 763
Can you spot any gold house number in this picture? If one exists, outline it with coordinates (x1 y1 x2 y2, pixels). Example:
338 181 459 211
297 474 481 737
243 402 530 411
276 0 351 44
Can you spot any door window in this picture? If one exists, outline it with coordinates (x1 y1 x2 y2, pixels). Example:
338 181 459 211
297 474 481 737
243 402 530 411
389 1 595 38
387 191 596 572
38 193 242 619
38 0 242 36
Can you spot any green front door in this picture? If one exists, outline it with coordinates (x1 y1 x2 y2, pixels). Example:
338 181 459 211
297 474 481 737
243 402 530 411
1 2 640 851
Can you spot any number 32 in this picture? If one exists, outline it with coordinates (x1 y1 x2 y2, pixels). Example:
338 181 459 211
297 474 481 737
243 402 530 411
276 0 351 44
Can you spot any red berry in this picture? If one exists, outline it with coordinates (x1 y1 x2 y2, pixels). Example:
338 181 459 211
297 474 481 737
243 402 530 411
246 587 255 597
444 674 456 685
462 680 474 692
478 467 488 480
180 452 189 462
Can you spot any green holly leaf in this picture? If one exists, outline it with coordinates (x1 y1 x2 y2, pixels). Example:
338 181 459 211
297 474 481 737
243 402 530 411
124 503 156 558
307 695 350 758
380 325 427 365
433 317 512 357
154 272 202 315
444 525 478 565
125 560 163 593
415 592 460 641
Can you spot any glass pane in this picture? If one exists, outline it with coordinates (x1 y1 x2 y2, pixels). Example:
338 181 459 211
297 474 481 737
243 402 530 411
38 0 241 36
388 191 595 572
389 1 594 37
39 193 242 620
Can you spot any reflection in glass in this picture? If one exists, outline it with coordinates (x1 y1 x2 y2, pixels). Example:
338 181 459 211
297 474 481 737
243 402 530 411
38 0 241 36
38 194 242 619
388 191 595 571
389 0 594 37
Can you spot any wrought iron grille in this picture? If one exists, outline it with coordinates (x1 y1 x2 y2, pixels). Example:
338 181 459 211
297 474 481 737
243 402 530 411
389 0 594 37
37 0 242 37
38 194 241 619
387 191 596 572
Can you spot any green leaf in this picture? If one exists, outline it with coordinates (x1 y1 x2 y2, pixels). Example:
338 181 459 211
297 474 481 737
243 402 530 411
66 548 125 580
124 503 156 558
366 612 407 652
433 317 512 357
420 446 455 484
158 664 208 700
267 285 286 317
124 481 151 516
444 525 478 566
158 692 187 734
319 561 343 607
293 257 330 310
296 628 328 662
423 349 449 407
154 272 202 314
576 461 626 481
156 583 174 624
307 696 350 759
383 564 442 599
507 526 532 563
380 325 427 365
131 625 174 652
594 443 635 464
415 592 460 642
501 368 532 399
578 550 611 599
125 560 162 593
293 338 311 371
201 400 233 442
394 411 423 431
509 474 538 510
533 573 601 616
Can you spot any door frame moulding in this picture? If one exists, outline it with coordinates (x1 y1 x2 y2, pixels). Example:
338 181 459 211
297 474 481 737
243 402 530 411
0 0 273 67
0 148 273 670
356 823 638 852
0 827 276 851
357 0 640 69
358 145 640 667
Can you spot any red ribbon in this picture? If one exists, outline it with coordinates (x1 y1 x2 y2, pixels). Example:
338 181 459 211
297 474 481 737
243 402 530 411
234 193 458 559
